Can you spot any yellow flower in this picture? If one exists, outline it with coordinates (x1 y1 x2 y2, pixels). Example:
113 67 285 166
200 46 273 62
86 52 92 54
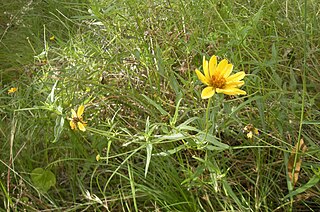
253 128 259 136
69 105 87 131
195 55 246 99
50 35 55 41
8 87 18 94
244 124 259 139
247 131 253 139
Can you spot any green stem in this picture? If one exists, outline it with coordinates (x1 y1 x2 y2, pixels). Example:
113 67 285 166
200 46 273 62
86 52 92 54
205 97 212 137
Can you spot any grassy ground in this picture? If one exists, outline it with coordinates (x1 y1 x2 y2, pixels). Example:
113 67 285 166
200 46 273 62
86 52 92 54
1 0 320 211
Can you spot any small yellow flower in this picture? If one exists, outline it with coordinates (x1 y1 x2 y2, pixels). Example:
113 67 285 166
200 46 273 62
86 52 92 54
50 35 55 41
244 124 259 139
68 105 87 131
96 154 100 162
8 87 18 94
195 55 246 99
247 131 253 139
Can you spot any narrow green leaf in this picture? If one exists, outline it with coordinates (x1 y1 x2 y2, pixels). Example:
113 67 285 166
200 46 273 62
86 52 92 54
153 144 186 156
53 116 64 143
127 163 138 212
302 121 320 125
158 133 185 140
168 71 180 95
181 164 206 185
283 175 320 200
46 80 59 103
222 180 246 210
142 94 169 116
177 117 199 130
196 133 229 149
145 143 152 177
145 116 150 134
170 98 183 126
0 179 13 206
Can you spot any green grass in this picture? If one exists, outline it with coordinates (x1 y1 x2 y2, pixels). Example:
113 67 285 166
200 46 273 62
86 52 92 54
1 0 320 211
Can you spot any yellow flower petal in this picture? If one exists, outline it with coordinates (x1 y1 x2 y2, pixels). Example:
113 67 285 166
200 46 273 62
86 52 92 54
225 81 245 88
216 87 246 95
222 64 233 78
209 55 217 77
201 86 216 99
214 59 228 77
78 122 86 131
226 71 246 82
247 131 253 139
203 56 209 78
70 121 76 130
71 109 77 118
77 105 85 117
195 69 209 85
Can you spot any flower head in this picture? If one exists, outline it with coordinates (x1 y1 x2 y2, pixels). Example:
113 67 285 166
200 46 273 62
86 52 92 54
96 154 100 162
243 124 259 139
8 87 18 94
195 55 246 99
69 105 87 131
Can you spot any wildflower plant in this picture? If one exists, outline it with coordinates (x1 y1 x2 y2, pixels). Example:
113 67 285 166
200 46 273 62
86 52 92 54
188 55 249 195
195 55 247 143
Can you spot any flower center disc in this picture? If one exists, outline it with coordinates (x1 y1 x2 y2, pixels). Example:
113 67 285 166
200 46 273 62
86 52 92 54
210 76 226 89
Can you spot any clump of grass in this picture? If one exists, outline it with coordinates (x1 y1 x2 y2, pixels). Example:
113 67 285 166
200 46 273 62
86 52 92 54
1 0 320 211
